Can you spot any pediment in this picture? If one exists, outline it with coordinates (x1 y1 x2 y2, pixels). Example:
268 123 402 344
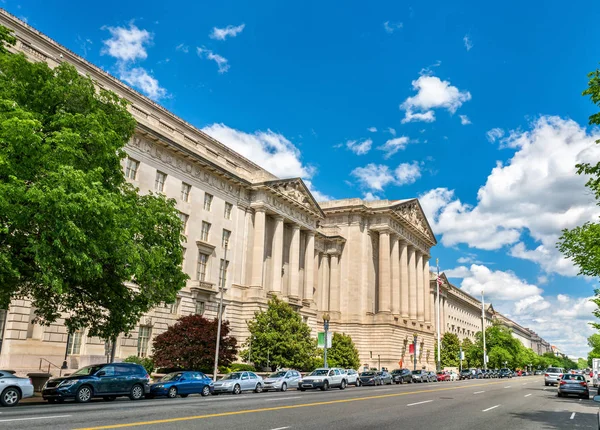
392 199 437 244
263 178 324 218
485 303 496 315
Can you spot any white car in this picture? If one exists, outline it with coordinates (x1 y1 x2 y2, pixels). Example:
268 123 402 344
544 367 565 387
0 371 34 406
298 368 347 391
344 369 360 386
448 371 458 381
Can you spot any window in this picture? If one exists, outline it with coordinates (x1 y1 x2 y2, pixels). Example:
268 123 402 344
195 300 205 315
197 252 209 281
155 171 167 192
67 330 83 355
224 202 233 219
222 229 231 248
181 182 191 202
125 158 139 180
167 297 181 314
137 326 151 358
219 259 229 287
181 247 187 268
204 193 213 211
201 221 211 242
179 212 189 234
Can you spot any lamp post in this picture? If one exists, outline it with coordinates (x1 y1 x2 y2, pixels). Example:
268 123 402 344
323 313 330 368
213 240 229 382
61 331 71 376
413 333 418 371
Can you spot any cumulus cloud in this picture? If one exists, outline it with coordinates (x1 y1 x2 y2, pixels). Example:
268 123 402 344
210 23 245 40
363 192 380 201
377 136 410 159
419 116 600 276
351 162 421 191
197 47 230 73
395 161 421 185
400 75 471 123
463 35 473 51
383 21 403 34
345 139 373 155
367 127 377 132
119 67 166 99
460 115 471 125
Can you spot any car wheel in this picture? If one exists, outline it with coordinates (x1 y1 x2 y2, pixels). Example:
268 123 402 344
356 379 361 387
129 384 144 401
75 385 93 403
103 396 116 401
255 383 263 393
201 386 211 397
321 381 329 391
0 387 20 407
340 380 347 390
167 387 178 398
281 383 287 392
233 384 241 395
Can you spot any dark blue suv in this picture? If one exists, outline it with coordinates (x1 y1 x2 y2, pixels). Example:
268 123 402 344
42 362 150 403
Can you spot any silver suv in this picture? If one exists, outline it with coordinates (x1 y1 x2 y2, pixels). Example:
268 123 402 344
544 367 564 386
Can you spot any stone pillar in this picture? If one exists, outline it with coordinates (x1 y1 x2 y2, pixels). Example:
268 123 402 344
399 240 409 318
322 253 330 310
329 253 340 312
251 208 266 287
271 215 284 293
304 232 315 303
424 258 431 323
390 235 400 315
441 297 446 334
416 251 424 322
378 230 391 313
408 245 417 320
289 224 300 298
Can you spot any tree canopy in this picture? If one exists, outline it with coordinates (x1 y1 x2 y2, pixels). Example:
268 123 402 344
0 25 188 340
436 332 460 368
325 332 360 370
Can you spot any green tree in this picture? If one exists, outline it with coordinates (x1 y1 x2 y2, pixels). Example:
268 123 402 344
326 332 360 369
578 358 589 369
461 338 474 367
488 346 512 369
241 296 317 371
438 332 460 368
0 26 188 341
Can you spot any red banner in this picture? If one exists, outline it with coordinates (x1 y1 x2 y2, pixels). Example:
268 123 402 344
409 344 415 355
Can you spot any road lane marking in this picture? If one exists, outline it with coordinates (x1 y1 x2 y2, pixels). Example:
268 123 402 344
271 427 290 430
407 400 433 406
72 380 513 429
504 386 511 388
524 394 531 397
0 415 72 423
482 405 500 412
265 396 302 402
474 391 485 394
571 412 576 419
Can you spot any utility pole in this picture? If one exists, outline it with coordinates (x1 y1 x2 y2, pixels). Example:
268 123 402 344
213 240 228 381
481 290 487 371
436 258 441 371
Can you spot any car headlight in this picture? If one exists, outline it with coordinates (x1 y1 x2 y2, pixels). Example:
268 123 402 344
298 379 303 383
59 379 79 387
154 384 164 389
313 379 322 382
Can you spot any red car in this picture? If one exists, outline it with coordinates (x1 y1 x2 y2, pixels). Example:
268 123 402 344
436 372 450 382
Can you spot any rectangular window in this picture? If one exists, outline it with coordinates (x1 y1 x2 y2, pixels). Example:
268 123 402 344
167 297 181 314
179 212 189 234
197 252 209 281
181 247 186 269
67 330 83 355
181 182 191 202
155 171 167 192
137 326 151 358
195 301 205 315
204 193 213 211
125 158 139 180
218 259 229 287
224 202 233 220
201 221 211 242
222 229 231 248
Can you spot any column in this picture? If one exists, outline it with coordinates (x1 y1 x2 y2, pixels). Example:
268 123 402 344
329 253 340 312
416 251 424 322
240 209 251 285
251 208 266 286
289 224 300 298
424 258 431 323
441 297 447 334
322 253 330 310
399 240 409 318
304 232 315 302
407 245 417 320
390 235 400 315
378 230 391 313
270 215 284 293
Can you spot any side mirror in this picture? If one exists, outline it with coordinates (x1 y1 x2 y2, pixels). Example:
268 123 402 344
594 395 600 403
96 371 106 377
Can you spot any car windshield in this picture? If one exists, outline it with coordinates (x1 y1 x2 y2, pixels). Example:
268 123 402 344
161 373 184 382
310 369 329 376
222 373 242 380
391 370 401 374
71 365 104 376
412 370 422 375
269 371 287 378
500 368 510 372
562 374 584 381
361 372 375 376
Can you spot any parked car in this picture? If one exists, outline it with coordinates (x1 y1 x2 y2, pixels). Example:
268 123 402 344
558 373 589 399
344 369 361 387
534 370 543 376
377 371 393 385
459 369 472 380
391 368 413 384
42 363 150 403
436 371 450 382
148 371 213 398
212 371 264 395
358 371 382 386
298 368 347 391
0 370 34 407
263 369 301 392
544 367 565 387
449 370 459 381
412 370 429 383
499 368 513 378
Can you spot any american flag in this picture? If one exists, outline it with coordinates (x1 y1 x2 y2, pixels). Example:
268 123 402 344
437 275 443 286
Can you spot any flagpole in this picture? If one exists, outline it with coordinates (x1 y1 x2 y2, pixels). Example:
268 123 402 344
482 290 487 371
436 258 441 371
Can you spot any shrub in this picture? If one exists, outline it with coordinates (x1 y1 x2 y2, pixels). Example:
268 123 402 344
123 356 155 374
230 363 256 372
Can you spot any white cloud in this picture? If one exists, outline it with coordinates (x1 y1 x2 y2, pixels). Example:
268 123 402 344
383 21 403 34
210 23 245 40
367 127 377 133
304 180 333 203
363 192 380 201
377 136 410 159
175 43 189 53
345 139 372 155
395 161 421 185
460 115 471 125
463 35 473 51
453 264 542 301
102 24 151 62
557 294 570 303
400 75 471 123
119 67 166 100
197 47 230 73
351 162 421 191
419 116 600 276
387 127 397 136
514 295 550 314
486 127 505 142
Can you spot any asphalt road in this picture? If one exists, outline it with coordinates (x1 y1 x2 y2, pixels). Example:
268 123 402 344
1 376 598 429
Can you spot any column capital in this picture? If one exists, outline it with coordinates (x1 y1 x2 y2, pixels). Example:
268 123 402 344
273 214 284 221
252 205 267 213
306 230 316 238
291 223 300 231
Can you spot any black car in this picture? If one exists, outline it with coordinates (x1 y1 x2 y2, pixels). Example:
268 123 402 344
498 368 513 378
391 368 413 384
459 369 471 380
358 371 381 386
42 363 150 403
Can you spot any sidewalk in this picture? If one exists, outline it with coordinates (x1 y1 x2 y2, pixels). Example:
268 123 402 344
19 392 49 406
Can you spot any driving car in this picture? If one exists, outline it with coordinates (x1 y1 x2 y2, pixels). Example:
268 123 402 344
263 369 301 392
0 370 34 407
558 373 589 399
298 368 347 391
344 369 361 387
148 371 213 398
544 367 565 387
212 371 264 395
499 368 513 378
42 362 150 403
391 368 413 384
358 371 381 386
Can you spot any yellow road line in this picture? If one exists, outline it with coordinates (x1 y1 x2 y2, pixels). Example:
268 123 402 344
75 380 509 429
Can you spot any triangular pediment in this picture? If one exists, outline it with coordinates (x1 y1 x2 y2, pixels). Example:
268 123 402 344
392 199 437 244
486 303 496 315
262 178 325 218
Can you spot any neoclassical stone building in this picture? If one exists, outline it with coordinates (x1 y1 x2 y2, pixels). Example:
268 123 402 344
0 11 551 374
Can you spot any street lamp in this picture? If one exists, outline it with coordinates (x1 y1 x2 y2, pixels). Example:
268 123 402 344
213 240 229 382
323 313 330 368
61 331 71 376
413 333 418 371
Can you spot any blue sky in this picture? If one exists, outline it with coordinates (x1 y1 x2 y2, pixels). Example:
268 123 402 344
6 0 600 357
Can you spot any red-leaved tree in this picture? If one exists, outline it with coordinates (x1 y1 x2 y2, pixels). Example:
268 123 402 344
152 314 237 372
